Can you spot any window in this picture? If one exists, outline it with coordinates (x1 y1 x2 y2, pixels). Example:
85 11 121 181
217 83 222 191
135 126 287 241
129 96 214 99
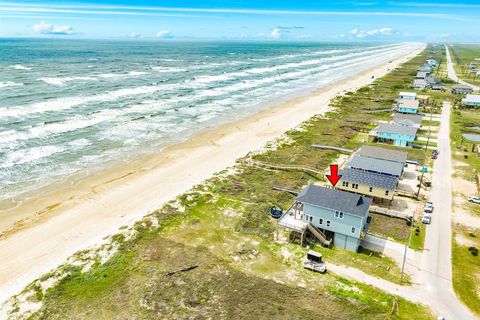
345 182 349 187
309 216 313 222
326 220 331 227
385 190 389 196
351 227 356 234
319 218 323 225
352 183 359 190
339 212 344 219
369 187 373 192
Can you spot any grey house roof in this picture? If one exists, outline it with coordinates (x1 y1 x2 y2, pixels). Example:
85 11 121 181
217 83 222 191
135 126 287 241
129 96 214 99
376 123 418 136
339 168 399 191
355 145 408 163
296 184 371 218
346 155 404 177
416 71 427 78
392 113 423 126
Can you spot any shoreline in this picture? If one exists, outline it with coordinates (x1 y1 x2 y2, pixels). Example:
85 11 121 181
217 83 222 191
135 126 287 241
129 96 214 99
0 43 425 304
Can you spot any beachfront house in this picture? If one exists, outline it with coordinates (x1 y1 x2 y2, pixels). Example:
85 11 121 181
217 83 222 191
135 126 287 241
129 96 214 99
462 94 480 107
413 79 429 91
431 83 445 91
426 59 438 66
354 145 408 165
399 92 417 100
337 168 398 202
396 99 419 114
425 75 437 85
392 113 423 128
293 185 371 252
415 71 428 79
418 65 433 73
345 154 405 178
369 123 417 147
452 84 474 95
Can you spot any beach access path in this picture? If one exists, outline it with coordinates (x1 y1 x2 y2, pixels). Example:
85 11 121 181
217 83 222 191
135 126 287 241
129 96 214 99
0 43 425 305
445 44 480 91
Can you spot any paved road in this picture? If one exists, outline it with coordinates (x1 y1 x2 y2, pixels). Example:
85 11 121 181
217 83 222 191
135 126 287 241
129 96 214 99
415 102 477 319
445 44 480 91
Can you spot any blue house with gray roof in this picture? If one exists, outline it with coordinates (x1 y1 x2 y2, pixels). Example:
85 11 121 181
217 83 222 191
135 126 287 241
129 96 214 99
369 123 417 147
293 185 372 252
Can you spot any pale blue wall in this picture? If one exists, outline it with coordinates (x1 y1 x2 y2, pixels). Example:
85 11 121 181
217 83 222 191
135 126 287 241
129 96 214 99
302 203 366 252
376 131 415 147
397 107 418 114
334 233 361 252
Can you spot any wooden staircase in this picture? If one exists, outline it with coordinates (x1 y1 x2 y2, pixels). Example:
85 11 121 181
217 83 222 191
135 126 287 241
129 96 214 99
306 224 332 248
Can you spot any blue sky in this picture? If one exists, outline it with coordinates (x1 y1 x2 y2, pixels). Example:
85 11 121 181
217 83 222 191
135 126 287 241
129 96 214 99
0 0 479 41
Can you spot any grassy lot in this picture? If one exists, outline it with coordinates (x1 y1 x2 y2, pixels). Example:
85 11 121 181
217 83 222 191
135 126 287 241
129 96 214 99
450 100 480 317
452 225 480 317
449 44 480 87
368 213 425 251
12 47 441 319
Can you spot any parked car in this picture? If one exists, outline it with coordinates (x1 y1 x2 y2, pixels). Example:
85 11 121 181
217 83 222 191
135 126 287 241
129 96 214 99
468 196 480 204
422 213 431 224
424 202 434 213
303 250 327 273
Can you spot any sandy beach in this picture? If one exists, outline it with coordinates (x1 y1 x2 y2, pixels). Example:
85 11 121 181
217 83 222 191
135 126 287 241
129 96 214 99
0 43 425 304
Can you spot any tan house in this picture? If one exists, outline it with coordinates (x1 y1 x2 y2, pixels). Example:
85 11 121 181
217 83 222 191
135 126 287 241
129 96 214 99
337 167 398 202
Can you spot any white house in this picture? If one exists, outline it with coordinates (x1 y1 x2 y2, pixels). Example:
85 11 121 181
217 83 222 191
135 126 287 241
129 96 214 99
413 79 428 90
462 94 480 107
399 92 417 100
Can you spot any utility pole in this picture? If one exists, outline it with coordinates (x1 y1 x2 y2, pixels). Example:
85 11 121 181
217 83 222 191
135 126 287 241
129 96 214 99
400 209 415 284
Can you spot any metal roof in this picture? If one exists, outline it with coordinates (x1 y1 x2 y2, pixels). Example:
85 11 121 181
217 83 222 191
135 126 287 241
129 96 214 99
347 155 405 177
416 72 427 78
398 99 420 108
375 123 418 136
355 145 408 163
463 94 480 103
452 84 473 90
392 113 423 125
296 184 371 218
339 168 399 190
399 92 417 98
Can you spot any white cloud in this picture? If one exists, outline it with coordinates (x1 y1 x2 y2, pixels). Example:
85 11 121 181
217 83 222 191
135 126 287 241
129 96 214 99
156 30 173 38
270 28 283 39
125 32 141 38
349 27 396 38
32 21 74 35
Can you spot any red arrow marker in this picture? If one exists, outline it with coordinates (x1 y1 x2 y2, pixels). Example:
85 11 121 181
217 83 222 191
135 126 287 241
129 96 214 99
326 164 342 187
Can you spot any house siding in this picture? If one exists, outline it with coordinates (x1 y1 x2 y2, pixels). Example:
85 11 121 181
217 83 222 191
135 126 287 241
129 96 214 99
337 182 394 200
375 131 415 147
397 107 418 114
302 203 365 252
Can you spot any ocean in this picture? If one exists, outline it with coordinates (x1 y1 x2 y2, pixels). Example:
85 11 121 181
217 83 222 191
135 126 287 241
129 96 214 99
0 39 419 207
